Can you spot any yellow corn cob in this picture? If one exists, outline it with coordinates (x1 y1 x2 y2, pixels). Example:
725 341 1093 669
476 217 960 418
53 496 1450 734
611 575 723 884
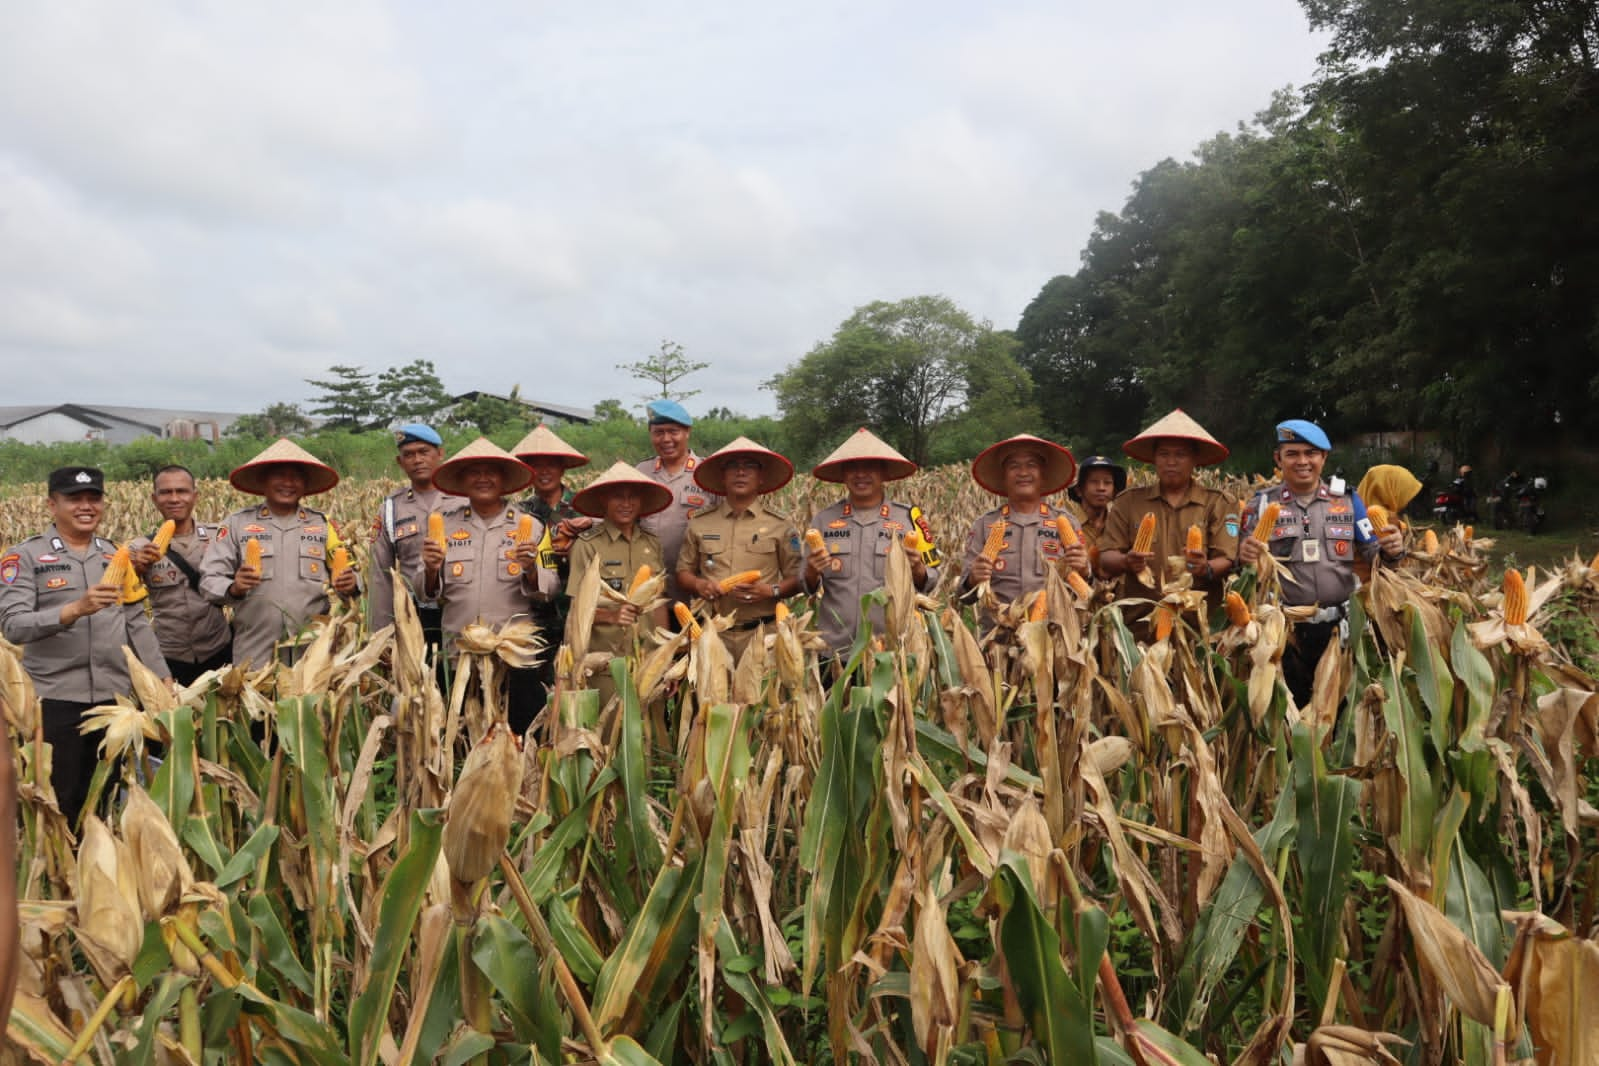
1502 568 1528 626
1365 505 1393 533
674 602 702 638
428 512 446 550
804 528 826 554
1252 502 1281 543
330 547 350 575
101 546 132 588
1054 515 1079 547
515 514 534 543
980 520 1007 562
629 565 652 596
1153 603 1175 642
718 569 763 593
1186 524 1203 554
1421 529 1439 554
1066 571 1092 601
1225 591 1252 628
1463 524 1473 542
1028 590 1048 621
151 520 177 555
443 726 523 885
774 601 789 622
243 538 262 572
1132 513 1157 554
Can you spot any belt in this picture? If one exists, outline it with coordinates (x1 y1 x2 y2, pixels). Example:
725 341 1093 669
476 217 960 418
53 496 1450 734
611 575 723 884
1304 602 1348 625
733 614 777 632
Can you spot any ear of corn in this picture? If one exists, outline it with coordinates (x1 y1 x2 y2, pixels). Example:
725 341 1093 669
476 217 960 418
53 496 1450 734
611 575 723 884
1186 524 1203 554
1153 604 1176 642
151 520 177 554
774 601 789 622
1463 524 1473 542
100 546 132 588
1503 568 1528 625
1252 502 1281 543
1054 516 1079 547
1028 590 1048 621
980 520 1007 562
516 514 534 543
717 570 763 593
629 565 652 596
1066 571 1092 601
330 547 350 575
1421 529 1440 554
428 512 446 550
444 727 524 885
1225 591 1252 628
674 602 702 638
804 528 826 554
243 538 263 572
1366 504 1392 532
1132 513 1157 554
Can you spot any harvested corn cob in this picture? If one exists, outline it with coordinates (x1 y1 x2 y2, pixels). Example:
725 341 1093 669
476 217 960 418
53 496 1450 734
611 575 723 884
1153 604 1175 642
100 546 132 589
428 513 446 550
1185 524 1203 554
515 514 534 542
243 538 262 572
629 565 652 596
674 602 702 638
1066 571 1092 600
1028 590 1048 621
717 570 763 593
774 601 789 622
804 528 826 554
1463 524 1473 542
151 520 177 555
1132 513 1157 554
980 520 1007 562
1421 529 1439 554
1225 591 1252 628
1365 505 1393 532
1054 515 1079 547
330 547 350 576
1502 568 1528 626
1252 503 1281 543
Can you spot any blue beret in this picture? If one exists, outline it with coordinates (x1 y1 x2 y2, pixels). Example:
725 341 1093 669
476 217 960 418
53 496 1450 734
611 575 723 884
1275 419 1331 452
646 400 693 427
394 423 443 447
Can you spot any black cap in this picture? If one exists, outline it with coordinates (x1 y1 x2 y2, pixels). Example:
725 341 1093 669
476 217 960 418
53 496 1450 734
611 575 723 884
48 466 105 495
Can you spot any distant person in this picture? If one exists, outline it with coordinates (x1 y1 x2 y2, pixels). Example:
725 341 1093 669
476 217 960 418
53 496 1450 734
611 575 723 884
1066 455 1126 573
130 465 232 685
200 440 360 669
637 400 719 610
0 466 172 824
369 424 446 642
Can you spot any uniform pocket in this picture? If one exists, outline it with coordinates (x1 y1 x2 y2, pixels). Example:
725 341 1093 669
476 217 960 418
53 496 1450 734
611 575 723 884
826 539 856 581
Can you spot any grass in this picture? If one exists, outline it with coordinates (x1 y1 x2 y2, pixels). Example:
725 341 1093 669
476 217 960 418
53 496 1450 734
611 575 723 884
1466 525 1597 573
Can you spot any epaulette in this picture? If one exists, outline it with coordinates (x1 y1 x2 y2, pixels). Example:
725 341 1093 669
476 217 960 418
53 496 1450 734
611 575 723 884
576 524 606 542
689 502 721 519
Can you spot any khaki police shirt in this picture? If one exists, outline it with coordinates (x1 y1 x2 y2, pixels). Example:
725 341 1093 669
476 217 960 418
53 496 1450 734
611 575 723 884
413 501 559 644
0 526 170 702
960 503 1083 607
200 504 357 669
369 484 444 632
677 500 801 626
637 453 719 602
131 525 231 665
566 522 664 658
1240 482 1380 608
1103 482 1239 606
808 498 941 655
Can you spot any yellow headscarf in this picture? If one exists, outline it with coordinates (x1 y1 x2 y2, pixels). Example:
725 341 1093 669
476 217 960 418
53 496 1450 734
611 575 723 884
1357 465 1423 513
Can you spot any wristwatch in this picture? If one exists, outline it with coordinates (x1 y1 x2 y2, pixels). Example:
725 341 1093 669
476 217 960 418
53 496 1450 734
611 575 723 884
771 583 782 600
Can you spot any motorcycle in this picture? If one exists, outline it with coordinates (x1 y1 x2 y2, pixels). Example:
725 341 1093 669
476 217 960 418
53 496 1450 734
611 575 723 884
1432 478 1471 524
1517 476 1548 534
1486 474 1521 530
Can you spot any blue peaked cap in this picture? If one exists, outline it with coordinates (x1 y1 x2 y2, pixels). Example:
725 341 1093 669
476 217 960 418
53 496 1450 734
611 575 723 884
1275 419 1331 452
646 399 693 427
395 423 443 447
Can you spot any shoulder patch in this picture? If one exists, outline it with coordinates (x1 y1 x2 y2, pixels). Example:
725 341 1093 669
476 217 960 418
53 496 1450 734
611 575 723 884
0 554 19 584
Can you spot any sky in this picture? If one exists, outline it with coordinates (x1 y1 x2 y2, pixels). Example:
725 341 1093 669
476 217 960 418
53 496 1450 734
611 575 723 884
0 2 1327 420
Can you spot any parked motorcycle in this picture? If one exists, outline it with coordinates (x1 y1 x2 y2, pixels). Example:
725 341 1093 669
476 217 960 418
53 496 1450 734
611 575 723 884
1517 476 1548 534
1432 477 1472 524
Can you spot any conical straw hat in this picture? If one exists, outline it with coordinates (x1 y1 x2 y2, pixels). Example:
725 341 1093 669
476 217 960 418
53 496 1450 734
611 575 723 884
693 437 794 495
229 438 340 496
970 435 1077 497
511 424 589 469
1123 409 1229 466
432 437 535 496
811 428 918 483
571 461 674 518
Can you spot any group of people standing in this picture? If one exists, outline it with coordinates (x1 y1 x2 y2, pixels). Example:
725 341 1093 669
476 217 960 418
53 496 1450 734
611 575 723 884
0 402 1406 825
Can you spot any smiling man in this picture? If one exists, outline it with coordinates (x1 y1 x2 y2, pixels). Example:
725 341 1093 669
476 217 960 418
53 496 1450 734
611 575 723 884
130 464 232 685
200 439 360 669
636 400 719 610
369 423 446 640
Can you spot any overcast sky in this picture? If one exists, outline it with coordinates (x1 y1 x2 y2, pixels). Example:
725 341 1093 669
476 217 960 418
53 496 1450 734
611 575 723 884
0 2 1326 420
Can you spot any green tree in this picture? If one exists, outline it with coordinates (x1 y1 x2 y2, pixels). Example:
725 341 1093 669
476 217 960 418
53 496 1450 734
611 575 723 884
306 364 380 430
766 295 1032 466
227 402 314 440
618 340 708 403
591 398 631 422
446 387 534 435
374 359 451 425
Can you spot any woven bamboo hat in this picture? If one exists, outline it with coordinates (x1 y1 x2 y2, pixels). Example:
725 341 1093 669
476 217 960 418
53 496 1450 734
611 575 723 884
229 438 340 496
811 428 918 484
432 437 535 496
970 435 1077 497
1123 409 1229 466
571 462 674 519
693 437 794 495
511 424 589 469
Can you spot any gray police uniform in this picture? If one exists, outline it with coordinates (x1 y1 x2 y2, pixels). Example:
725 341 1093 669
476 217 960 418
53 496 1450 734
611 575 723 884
808 499 940 656
960 503 1084 613
637 453 719 603
199 504 358 668
1239 482 1379 610
131 525 231 673
413 502 559 641
369 484 443 632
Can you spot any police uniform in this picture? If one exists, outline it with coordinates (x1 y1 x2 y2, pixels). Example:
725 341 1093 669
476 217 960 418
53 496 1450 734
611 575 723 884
131 523 231 683
369 484 444 634
1103 482 1238 606
638 452 719 603
809 499 940 656
566 522 664 659
0 523 170 822
960 502 1083 610
199 503 355 668
417 501 558 639
677 499 800 651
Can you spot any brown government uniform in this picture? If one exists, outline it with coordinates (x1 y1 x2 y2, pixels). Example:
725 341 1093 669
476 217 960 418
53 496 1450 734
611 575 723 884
130 524 232 672
677 499 801 651
961 502 1084 611
0 527 170 702
1103 482 1239 608
637 453 719 602
566 522 664 659
809 499 940 656
200 504 357 668
368 484 444 631
413 502 559 641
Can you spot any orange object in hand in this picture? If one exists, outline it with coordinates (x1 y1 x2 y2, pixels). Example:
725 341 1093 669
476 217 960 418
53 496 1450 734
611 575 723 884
516 514 534 542
1132 513 1157 554
1186 524 1203 554
804 528 826 554
980 520 1007 562
428 513 446 550
1252 503 1281 544
330 547 350 575
1054 515 1079 547
243 538 262 572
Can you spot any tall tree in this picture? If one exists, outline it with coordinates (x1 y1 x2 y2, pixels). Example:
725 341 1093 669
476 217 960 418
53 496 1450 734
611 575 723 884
305 365 380 430
227 402 314 439
374 359 451 425
618 340 708 402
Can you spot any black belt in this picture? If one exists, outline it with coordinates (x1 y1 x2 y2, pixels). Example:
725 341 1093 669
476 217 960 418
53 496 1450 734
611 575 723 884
733 614 777 631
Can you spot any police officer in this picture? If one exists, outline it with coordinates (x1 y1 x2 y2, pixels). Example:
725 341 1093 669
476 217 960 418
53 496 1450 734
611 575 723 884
130 464 232 685
802 428 940 661
1101 409 1238 612
199 439 360 669
959 435 1090 623
565 462 671 702
0 466 171 824
676 437 802 657
513 423 593 688
1238 419 1406 705
637 400 719 609
417 438 558 734
369 424 445 641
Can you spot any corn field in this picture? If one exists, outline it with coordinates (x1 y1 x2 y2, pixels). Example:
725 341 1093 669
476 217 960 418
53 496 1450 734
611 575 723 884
3 471 1599 1065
